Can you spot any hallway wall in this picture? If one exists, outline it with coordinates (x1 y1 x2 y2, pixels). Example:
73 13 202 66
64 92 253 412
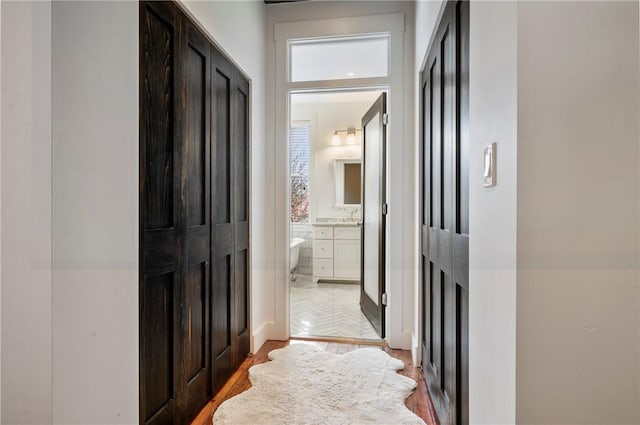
469 2 639 423
468 2 519 423
515 2 639 423
1 2 53 422
52 2 138 423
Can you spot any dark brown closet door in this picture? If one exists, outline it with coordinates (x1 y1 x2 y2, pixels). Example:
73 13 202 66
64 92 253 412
211 48 250 395
211 48 235 394
141 2 250 423
182 19 213 421
140 2 214 424
140 3 182 424
420 1 469 425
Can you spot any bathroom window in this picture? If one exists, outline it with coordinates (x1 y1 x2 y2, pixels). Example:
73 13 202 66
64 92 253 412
290 122 310 223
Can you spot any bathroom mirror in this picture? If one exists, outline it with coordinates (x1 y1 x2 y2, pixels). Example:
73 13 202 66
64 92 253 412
334 158 362 206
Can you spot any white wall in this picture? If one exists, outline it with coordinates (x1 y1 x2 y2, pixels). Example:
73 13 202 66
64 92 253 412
0 3 3 419
1 2 53 423
468 2 519 423
181 0 269 352
52 2 138 423
291 101 370 220
467 2 640 423
516 2 640 423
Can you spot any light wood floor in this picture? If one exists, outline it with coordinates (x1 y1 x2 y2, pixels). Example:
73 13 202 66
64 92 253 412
190 338 438 425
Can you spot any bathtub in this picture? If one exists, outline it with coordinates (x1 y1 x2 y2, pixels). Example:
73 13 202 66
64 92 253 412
290 237 305 273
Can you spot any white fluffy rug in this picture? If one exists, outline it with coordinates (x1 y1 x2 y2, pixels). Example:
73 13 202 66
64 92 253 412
213 344 426 425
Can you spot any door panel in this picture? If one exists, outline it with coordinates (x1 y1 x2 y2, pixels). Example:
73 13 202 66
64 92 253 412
233 82 250 359
212 49 235 395
182 19 212 420
140 3 181 424
363 112 380 304
360 93 386 337
211 47 251 395
141 272 176 424
421 2 469 425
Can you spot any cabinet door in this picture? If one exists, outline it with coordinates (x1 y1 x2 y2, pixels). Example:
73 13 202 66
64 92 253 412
313 240 333 259
334 239 361 279
312 226 334 240
313 259 334 278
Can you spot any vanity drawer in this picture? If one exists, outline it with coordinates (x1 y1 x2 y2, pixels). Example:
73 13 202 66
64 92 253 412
334 226 361 240
313 240 333 259
313 259 333 277
313 226 334 240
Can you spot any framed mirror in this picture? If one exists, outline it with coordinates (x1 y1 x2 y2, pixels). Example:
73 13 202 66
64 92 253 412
334 158 362 206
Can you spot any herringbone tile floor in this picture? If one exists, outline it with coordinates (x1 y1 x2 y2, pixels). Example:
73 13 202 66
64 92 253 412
290 274 381 340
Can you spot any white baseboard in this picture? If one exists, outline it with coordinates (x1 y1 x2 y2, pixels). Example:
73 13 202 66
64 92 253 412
251 321 274 354
401 330 413 350
411 332 421 366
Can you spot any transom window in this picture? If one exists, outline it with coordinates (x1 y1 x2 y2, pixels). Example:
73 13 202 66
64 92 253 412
289 35 389 82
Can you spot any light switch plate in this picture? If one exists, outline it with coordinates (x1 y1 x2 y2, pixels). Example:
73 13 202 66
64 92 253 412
483 142 497 187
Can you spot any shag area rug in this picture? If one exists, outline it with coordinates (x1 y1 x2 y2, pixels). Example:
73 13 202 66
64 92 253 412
213 344 426 425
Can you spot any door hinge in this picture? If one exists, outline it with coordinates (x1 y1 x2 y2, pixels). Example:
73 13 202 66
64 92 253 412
382 203 389 215
382 293 388 306
382 113 389 125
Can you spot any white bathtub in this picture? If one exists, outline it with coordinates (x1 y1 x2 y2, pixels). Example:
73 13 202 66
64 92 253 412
290 237 305 272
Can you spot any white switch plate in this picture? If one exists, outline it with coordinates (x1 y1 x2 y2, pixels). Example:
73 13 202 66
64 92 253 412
483 142 497 187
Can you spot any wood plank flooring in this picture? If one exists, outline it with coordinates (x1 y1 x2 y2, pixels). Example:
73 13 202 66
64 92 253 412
190 339 438 425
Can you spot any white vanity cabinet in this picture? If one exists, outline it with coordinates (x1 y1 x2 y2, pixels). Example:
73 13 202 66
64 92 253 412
312 224 361 282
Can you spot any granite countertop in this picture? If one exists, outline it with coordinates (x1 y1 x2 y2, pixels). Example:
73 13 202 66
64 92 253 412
312 220 361 227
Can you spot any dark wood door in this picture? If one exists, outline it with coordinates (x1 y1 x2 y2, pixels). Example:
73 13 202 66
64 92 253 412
140 2 250 424
211 47 250 395
140 3 184 424
360 93 387 337
420 2 469 425
182 17 213 422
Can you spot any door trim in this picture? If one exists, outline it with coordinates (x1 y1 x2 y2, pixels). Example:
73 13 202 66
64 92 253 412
272 13 408 348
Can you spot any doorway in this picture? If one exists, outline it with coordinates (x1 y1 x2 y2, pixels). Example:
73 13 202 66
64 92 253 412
288 89 386 341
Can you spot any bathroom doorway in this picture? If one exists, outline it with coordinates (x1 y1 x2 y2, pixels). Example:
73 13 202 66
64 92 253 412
288 89 386 341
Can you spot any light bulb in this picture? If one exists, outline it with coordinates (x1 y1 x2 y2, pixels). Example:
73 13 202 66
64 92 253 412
346 131 357 145
331 132 341 145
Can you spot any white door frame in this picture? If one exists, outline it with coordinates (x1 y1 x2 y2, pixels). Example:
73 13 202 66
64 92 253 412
272 13 408 348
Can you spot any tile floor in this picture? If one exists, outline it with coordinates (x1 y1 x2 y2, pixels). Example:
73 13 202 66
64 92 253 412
289 274 381 340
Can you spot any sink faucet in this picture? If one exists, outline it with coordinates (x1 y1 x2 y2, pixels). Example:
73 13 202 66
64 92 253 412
350 208 358 221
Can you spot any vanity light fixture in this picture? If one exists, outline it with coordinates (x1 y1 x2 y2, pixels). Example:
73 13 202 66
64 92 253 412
331 126 361 146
